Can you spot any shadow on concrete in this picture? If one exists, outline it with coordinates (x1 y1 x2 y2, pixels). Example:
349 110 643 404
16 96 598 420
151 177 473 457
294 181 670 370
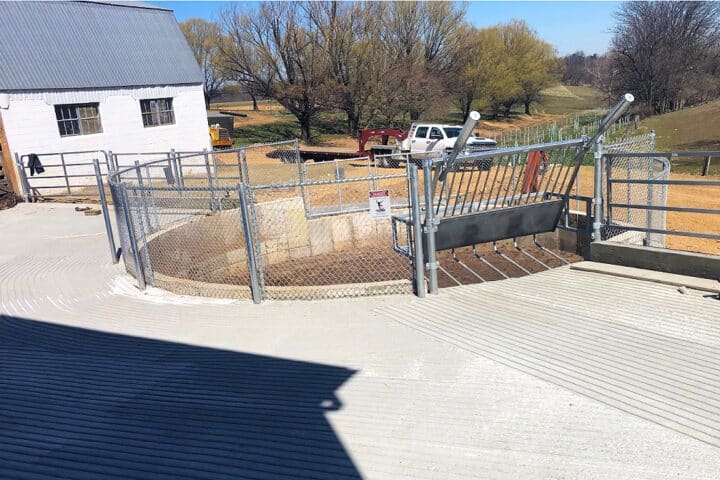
0 315 360 479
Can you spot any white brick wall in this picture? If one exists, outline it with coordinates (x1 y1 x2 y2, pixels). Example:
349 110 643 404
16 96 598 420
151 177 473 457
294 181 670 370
0 84 211 191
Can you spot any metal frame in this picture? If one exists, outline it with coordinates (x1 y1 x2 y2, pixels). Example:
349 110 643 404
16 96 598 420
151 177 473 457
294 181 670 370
603 151 720 242
15 149 111 201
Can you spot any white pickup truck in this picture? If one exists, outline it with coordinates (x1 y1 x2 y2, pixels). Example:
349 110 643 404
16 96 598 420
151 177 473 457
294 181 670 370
370 123 497 167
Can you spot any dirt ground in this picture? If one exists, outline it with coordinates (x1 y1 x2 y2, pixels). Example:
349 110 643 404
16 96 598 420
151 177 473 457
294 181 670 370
214 146 720 255
218 241 580 288
572 167 719 254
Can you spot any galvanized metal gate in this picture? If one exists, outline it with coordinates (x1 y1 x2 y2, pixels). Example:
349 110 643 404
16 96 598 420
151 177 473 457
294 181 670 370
397 94 636 295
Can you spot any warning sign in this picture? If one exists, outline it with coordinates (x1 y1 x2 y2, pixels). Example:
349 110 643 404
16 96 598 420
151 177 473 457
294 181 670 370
369 190 391 219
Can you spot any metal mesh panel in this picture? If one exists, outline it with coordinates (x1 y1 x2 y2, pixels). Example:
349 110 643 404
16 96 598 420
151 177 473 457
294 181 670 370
601 133 668 247
110 183 137 278
603 156 669 247
302 156 411 217
122 185 254 299
248 184 412 300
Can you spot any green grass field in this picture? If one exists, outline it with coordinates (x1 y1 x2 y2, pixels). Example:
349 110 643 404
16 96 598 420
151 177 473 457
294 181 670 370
536 85 608 115
634 100 720 175
222 84 609 146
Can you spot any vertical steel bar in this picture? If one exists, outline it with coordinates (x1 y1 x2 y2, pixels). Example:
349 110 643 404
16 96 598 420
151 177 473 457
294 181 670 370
238 184 262 304
175 151 185 187
422 158 438 294
203 149 217 211
335 160 343 212
606 154 614 225
702 156 712 177
408 164 426 297
144 163 159 229
293 139 310 216
93 159 118 263
626 155 631 223
134 161 154 232
241 149 249 184
211 150 219 184
14 153 30 202
645 155 654 246
60 153 71 194
236 149 243 182
593 137 604 241
119 184 146 290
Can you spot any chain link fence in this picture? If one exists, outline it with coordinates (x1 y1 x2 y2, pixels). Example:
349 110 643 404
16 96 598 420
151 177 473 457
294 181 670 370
110 140 413 301
600 133 669 247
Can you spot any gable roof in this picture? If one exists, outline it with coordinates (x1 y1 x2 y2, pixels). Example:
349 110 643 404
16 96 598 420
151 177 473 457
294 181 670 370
0 1 203 91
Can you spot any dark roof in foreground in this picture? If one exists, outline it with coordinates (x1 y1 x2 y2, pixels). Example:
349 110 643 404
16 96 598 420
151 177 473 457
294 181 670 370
0 1 203 91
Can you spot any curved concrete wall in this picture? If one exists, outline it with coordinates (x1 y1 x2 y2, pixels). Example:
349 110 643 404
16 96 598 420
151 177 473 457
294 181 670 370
145 197 407 299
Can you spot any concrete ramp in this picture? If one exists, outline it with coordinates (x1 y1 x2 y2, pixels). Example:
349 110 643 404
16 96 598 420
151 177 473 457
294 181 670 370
381 267 720 447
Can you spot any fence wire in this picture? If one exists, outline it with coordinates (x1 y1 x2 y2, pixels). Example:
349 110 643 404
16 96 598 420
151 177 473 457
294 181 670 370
600 133 668 247
109 140 413 301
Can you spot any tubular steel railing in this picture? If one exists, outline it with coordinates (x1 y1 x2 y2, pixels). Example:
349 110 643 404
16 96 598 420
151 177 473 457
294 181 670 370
22 94 716 301
15 150 111 202
604 151 719 244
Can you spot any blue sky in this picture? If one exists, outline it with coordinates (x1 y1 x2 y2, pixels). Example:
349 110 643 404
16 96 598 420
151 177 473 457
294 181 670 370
153 1 620 56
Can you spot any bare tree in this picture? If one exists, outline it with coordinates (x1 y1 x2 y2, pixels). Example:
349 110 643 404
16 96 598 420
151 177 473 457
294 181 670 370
220 2 333 142
180 18 225 108
305 1 381 134
610 1 720 114
379 1 465 121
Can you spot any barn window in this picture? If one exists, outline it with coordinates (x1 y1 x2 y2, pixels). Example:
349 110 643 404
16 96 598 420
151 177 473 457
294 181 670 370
55 103 103 137
140 98 175 127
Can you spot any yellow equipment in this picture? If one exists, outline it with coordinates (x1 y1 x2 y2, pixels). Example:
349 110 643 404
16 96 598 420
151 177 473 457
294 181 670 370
209 124 233 149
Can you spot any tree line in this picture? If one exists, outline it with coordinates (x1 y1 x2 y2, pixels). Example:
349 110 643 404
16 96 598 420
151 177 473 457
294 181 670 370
563 1 720 115
180 1 558 142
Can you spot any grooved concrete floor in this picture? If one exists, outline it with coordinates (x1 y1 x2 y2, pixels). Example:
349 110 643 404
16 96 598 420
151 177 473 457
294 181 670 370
1 203 719 479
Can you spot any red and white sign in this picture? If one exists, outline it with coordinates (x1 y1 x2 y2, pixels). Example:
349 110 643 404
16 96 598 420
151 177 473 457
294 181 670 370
369 190 391 219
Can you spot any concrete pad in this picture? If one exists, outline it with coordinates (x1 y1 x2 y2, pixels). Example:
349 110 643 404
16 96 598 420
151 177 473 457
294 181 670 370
1 203 719 479
572 260 720 293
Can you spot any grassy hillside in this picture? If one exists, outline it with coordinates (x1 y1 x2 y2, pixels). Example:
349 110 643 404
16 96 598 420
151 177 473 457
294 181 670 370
214 84 609 146
635 100 720 151
536 85 607 115
634 100 720 175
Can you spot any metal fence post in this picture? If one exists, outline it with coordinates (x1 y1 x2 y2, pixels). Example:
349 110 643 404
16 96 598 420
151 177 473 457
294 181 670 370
649 129 656 152
593 136 604 241
294 139 311 217
119 184 146 290
422 157 439 294
702 156 712 177
93 159 119 263
134 160 154 232
645 156 654 246
60 153 71 194
238 184 262 304
408 164 426 297
203 148 217 211
14 153 30 202
241 148 249 184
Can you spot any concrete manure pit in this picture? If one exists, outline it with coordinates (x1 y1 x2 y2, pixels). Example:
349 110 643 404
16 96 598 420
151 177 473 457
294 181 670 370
145 197 413 300
142 195 582 300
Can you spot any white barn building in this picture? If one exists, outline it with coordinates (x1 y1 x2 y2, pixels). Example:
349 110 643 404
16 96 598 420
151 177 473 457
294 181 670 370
0 1 211 195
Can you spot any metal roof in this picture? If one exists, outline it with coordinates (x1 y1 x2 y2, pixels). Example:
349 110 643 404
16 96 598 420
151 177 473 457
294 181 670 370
0 1 203 91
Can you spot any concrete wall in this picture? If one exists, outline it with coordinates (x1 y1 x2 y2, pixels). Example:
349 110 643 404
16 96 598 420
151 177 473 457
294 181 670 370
591 241 720 280
0 84 211 191
147 197 397 287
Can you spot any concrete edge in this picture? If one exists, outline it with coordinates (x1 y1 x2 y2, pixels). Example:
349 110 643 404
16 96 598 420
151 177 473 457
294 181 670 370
590 241 720 280
571 261 720 293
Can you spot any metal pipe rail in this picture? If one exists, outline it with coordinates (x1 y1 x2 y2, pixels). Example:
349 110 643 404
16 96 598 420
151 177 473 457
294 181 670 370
603 151 720 243
15 150 111 201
